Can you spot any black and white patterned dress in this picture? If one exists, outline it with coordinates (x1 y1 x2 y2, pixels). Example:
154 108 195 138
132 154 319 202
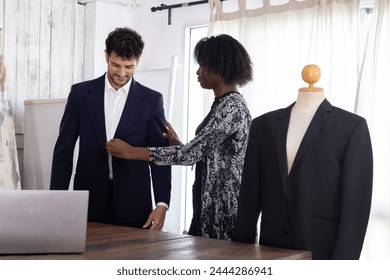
149 92 251 240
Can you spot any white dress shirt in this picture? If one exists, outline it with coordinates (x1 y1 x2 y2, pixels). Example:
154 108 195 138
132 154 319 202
104 74 130 180
104 74 168 210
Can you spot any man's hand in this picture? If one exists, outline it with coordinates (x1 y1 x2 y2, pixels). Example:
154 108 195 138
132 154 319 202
143 205 167 231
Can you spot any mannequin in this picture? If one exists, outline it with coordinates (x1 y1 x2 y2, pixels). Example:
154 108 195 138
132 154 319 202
233 64 373 259
286 64 325 173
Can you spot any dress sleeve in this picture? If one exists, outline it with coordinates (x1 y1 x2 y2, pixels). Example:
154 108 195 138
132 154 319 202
149 97 248 166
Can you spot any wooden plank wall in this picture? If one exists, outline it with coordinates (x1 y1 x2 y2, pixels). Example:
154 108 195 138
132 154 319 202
0 0 84 179
0 0 85 135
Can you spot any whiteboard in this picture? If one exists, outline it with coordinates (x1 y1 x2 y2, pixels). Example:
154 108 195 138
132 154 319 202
135 56 179 120
23 98 77 190
134 68 171 100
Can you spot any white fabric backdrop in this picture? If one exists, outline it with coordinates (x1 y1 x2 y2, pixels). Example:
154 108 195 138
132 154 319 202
208 0 360 117
355 0 390 259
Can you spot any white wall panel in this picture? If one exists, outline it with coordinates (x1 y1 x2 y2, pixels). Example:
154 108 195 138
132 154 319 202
1 0 84 133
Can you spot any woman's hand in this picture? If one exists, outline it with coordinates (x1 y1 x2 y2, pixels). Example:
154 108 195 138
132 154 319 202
106 139 150 161
163 120 182 146
106 139 133 159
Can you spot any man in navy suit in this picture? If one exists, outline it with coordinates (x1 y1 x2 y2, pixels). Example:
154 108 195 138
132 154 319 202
50 27 171 230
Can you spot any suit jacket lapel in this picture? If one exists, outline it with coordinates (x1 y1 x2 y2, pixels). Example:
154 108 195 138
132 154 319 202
114 79 144 139
275 104 293 193
85 74 107 150
289 99 333 173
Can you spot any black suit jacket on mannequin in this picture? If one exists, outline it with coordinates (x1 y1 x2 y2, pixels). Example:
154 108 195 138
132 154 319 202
233 99 373 259
50 74 171 225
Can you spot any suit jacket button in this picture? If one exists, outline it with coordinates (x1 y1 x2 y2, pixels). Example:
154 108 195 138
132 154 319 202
282 230 288 235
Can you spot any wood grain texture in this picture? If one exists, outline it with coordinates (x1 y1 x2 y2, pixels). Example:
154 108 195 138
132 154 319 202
0 222 312 260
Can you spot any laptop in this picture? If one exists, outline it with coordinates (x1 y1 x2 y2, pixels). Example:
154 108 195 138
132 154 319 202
0 190 89 255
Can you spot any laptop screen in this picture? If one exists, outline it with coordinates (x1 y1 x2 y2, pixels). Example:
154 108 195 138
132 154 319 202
0 190 89 254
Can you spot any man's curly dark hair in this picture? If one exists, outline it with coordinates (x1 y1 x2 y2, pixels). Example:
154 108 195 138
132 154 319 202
105 27 145 60
193 34 253 87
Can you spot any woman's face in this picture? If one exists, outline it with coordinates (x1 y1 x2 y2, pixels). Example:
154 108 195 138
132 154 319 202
196 65 221 90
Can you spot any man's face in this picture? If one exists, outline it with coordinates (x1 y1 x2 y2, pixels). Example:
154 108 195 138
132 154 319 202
105 50 138 90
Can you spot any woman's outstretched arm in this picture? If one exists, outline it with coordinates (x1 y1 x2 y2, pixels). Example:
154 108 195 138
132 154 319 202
106 139 151 161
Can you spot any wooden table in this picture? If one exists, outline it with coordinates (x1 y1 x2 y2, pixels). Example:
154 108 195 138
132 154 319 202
0 222 311 260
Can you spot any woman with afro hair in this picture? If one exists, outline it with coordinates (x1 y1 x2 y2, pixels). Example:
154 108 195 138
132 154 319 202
107 34 253 240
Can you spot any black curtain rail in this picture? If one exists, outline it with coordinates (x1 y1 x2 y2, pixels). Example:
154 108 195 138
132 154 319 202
151 0 226 25
152 1 212 12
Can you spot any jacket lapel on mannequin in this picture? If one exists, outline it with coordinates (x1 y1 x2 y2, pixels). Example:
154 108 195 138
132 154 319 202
289 99 332 173
275 105 293 193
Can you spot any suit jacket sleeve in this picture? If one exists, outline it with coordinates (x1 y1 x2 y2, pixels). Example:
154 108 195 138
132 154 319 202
232 118 262 243
50 86 80 190
147 94 172 206
332 118 373 259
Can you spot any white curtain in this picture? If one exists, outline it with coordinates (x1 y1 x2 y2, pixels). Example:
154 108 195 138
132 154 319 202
355 0 390 259
208 0 360 117
208 0 389 259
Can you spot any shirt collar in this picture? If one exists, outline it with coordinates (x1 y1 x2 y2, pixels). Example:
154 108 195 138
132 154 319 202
104 73 132 95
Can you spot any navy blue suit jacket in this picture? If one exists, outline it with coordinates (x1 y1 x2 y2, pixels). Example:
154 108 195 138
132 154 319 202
233 99 373 259
50 74 171 225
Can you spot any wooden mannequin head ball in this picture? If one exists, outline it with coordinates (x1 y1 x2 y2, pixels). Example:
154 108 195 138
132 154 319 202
299 64 324 92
